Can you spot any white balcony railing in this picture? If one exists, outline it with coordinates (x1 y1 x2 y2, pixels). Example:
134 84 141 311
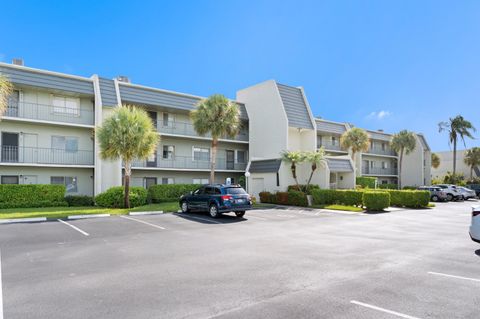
367 147 397 156
362 166 398 175
0 146 94 166
133 155 247 171
155 121 249 142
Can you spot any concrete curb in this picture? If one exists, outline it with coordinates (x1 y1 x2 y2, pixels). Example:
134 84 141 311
68 214 111 220
0 217 47 224
128 211 164 216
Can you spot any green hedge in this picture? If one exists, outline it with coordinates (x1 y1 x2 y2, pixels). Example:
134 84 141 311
287 184 320 195
259 191 272 203
65 195 94 207
381 190 430 208
363 192 390 211
148 184 199 203
311 189 363 206
258 191 308 206
95 187 147 208
402 186 417 190
287 190 308 207
275 192 289 205
0 184 67 209
356 176 377 188
378 183 398 190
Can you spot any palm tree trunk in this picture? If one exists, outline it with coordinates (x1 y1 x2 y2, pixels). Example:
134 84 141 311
291 163 300 189
471 166 473 180
124 162 131 208
306 163 317 191
398 148 403 190
453 139 457 175
210 138 218 183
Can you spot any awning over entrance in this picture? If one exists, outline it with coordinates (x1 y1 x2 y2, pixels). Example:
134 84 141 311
326 158 353 173
249 159 282 173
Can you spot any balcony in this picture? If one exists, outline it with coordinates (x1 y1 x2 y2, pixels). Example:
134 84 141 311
155 121 249 142
367 147 397 156
362 166 398 175
132 155 247 171
0 146 94 166
4 101 94 126
318 141 344 152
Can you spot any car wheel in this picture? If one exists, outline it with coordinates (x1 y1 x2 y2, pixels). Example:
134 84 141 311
181 201 189 213
447 194 453 201
235 211 245 218
431 195 439 202
209 204 220 218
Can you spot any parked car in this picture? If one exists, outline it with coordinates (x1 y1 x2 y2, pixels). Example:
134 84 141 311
458 186 477 200
469 206 480 243
179 184 252 218
435 184 464 201
417 186 448 202
467 184 480 197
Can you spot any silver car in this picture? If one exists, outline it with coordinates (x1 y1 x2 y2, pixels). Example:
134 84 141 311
435 184 463 201
458 186 477 200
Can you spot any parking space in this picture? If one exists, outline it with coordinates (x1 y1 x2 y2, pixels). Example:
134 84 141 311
0 200 479 318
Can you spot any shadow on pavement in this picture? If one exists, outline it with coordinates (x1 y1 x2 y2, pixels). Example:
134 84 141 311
173 212 246 224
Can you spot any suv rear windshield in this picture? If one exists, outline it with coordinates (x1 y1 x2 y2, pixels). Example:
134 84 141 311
224 187 247 195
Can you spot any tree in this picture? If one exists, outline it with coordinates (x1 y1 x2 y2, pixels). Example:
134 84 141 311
439 115 476 175
97 105 159 208
431 153 440 169
0 75 13 119
464 147 480 179
304 148 326 191
281 150 305 189
190 94 240 183
390 130 417 189
340 127 369 162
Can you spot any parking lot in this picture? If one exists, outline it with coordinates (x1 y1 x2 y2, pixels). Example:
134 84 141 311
0 200 479 319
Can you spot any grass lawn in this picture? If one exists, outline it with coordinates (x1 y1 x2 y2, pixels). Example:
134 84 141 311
312 204 364 212
0 202 180 220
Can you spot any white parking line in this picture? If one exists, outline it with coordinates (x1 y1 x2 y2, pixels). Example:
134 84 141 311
57 219 89 236
178 214 223 224
428 271 480 283
119 216 166 230
0 250 4 319
350 300 421 319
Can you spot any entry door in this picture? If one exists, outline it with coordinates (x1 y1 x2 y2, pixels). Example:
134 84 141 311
146 149 157 167
147 111 157 129
23 175 37 184
362 160 369 174
1 132 19 162
145 177 157 189
252 178 265 201
226 150 235 170
22 133 38 163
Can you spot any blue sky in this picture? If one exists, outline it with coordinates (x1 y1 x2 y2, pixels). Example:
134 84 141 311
1 0 479 152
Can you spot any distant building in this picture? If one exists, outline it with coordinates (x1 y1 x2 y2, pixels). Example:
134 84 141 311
432 150 480 180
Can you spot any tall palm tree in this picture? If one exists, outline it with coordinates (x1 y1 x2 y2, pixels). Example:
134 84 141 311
340 127 369 162
97 105 159 208
390 130 417 189
439 115 476 175
0 75 13 119
464 147 480 179
190 94 240 183
281 150 305 189
304 148 326 191
431 153 440 169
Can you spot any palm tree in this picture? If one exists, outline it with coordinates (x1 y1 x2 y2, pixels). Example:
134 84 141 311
390 130 417 189
304 148 326 191
340 127 369 162
431 153 440 169
439 115 476 175
97 105 159 208
0 75 13 119
190 94 240 183
464 147 480 179
281 150 305 189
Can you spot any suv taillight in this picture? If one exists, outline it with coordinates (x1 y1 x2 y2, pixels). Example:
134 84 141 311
473 210 480 217
221 195 233 201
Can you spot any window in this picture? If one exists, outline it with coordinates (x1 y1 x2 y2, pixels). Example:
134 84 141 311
145 177 157 189
331 136 337 145
163 145 175 159
225 187 247 195
193 147 210 161
370 161 374 168
52 136 78 152
51 176 78 193
381 143 386 151
193 178 209 184
52 96 80 116
276 173 280 186
370 140 374 149
382 161 387 169
381 180 388 185
236 150 247 164
162 113 170 127
161 177 174 185
1 176 19 184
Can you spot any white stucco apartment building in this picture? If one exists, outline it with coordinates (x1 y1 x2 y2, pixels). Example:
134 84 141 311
0 60 431 198
432 149 480 180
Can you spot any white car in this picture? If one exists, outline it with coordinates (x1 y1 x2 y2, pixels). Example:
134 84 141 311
458 187 477 200
436 184 463 201
470 206 480 243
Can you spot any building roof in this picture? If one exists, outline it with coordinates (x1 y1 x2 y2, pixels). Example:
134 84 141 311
326 157 354 172
417 134 430 151
315 118 348 134
276 83 314 130
248 159 282 173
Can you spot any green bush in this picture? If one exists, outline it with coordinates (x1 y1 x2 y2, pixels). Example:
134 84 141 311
287 190 308 207
381 190 430 208
65 195 94 207
339 190 364 206
362 192 390 211
95 187 147 208
259 191 272 203
356 176 377 188
402 186 417 190
0 184 67 209
287 184 320 195
311 189 337 205
378 183 398 189
311 189 363 206
148 184 199 203
275 192 289 205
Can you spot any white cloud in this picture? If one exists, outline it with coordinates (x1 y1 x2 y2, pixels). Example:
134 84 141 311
366 110 391 120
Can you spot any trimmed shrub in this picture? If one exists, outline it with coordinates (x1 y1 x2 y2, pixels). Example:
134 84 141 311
288 184 320 195
259 191 272 203
148 184 199 203
275 192 289 205
356 176 377 188
287 190 308 207
311 189 337 205
378 183 398 190
311 189 364 206
95 187 147 208
381 190 430 208
65 195 94 207
340 190 364 206
363 192 390 211
402 186 417 190
0 184 67 209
